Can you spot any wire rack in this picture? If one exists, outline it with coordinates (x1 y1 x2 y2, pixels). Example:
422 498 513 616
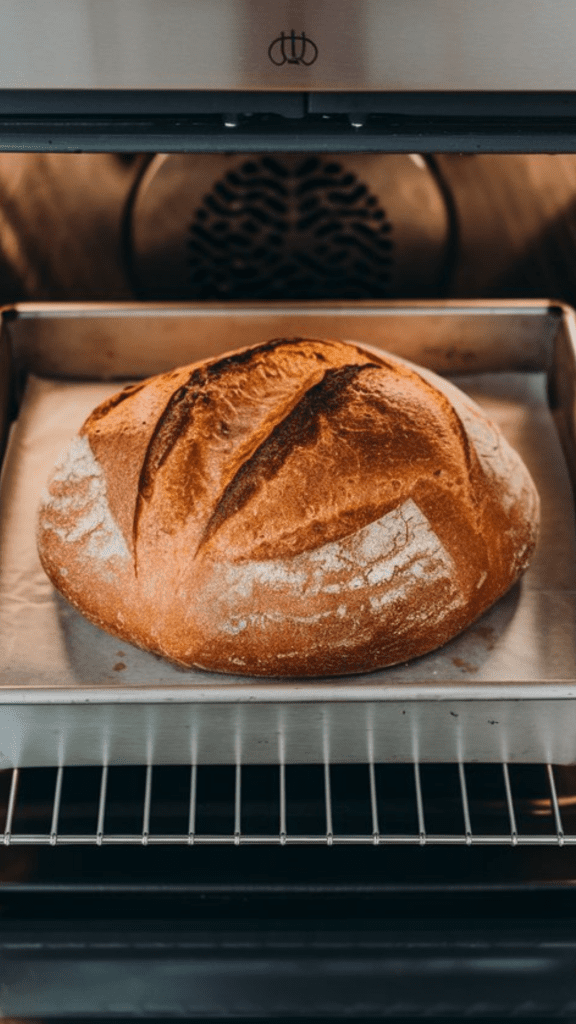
1 760 576 847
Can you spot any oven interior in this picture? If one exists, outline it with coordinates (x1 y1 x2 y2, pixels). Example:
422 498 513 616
1 90 576 1018
4 762 576 1018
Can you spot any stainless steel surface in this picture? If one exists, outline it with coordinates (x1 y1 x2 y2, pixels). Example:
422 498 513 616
0 301 575 766
1 759 575 846
6 300 558 379
2 0 576 91
129 154 450 301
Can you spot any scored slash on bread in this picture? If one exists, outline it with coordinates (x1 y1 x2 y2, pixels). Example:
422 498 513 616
37 337 540 677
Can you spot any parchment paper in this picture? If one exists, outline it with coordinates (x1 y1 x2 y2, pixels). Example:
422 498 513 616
1 371 575 692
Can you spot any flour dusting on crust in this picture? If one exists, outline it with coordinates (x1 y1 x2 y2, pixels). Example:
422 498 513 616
39 435 129 563
456 400 536 514
216 499 462 637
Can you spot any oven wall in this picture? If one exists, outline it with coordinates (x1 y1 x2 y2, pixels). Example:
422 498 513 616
436 154 576 304
0 153 574 305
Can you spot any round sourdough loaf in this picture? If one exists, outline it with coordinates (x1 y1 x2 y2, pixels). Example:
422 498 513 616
37 337 539 677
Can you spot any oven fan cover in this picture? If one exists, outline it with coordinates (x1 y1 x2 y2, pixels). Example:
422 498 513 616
127 153 453 301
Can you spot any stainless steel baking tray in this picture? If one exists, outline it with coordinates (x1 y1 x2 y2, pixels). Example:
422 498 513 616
0 301 575 767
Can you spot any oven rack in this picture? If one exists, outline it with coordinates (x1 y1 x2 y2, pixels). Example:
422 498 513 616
1 760 574 847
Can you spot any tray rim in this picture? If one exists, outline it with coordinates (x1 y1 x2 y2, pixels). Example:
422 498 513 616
3 296 572 320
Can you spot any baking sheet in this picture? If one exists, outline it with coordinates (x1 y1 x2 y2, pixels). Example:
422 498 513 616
1 301 576 765
2 368 575 697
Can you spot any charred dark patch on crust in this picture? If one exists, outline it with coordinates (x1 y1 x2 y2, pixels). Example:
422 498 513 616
133 366 206 554
206 336 305 370
197 363 380 554
81 381 147 431
131 337 352 558
201 335 382 376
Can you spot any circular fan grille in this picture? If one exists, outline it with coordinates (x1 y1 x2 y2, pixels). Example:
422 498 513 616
186 156 393 300
129 153 451 300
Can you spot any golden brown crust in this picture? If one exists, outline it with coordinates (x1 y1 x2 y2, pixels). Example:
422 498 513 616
37 337 540 677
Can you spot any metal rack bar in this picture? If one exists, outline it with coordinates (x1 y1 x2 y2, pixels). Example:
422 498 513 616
413 762 426 845
142 763 153 846
547 764 565 846
188 763 197 845
368 760 380 844
502 763 518 845
458 763 473 844
5 832 576 847
49 766 64 846
279 762 287 845
3 768 19 845
324 760 333 845
234 763 242 845
96 764 108 846
2 761 576 847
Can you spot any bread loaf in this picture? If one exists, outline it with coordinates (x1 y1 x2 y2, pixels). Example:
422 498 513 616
37 337 539 677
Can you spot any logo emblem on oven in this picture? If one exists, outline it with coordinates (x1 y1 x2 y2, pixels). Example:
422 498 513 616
268 30 318 66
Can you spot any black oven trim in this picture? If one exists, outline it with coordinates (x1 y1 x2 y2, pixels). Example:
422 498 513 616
0 90 575 152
